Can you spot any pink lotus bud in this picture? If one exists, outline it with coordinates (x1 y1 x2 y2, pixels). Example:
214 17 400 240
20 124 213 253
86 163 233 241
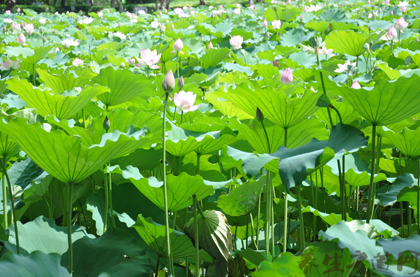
367 0 371 3
162 69 175 93
280 68 293 85
219 5 223 10
229 35 243 50
400 5 407 12
351 80 361 89
273 60 279 67
171 24 174 30
178 76 184 89
387 25 398 40
43 35 46 42
263 19 267 27
128 58 136 65
174 38 183 52
160 24 166 32
390 10 394 16
55 11 58 15
158 10 162 16
300 14 304 21
17 8 20 12
208 41 213 49
5 10 10 15
17 33 26 45
396 17 408 31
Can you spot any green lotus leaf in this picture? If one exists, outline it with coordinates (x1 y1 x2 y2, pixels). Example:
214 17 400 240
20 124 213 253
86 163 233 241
49 109 161 147
376 173 417 207
125 167 222 212
326 75 420 126
319 9 347 21
384 127 420 158
272 124 368 191
133 214 196 258
0 116 152 183
92 67 155 107
0 132 20 159
217 176 265 217
184 210 233 261
199 48 230 68
302 206 352 226
220 146 278 178
37 69 93 93
253 252 305 277
7 78 108 120
378 235 420 261
220 83 320 128
264 7 301 22
299 242 355 277
280 29 310 47
320 221 416 276
205 87 254 120
325 30 366 57
20 46 53 65
0 251 71 277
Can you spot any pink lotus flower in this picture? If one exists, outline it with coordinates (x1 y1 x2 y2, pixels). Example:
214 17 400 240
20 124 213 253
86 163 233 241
5 10 10 15
229 35 243 50
319 46 333 56
39 18 46 24
98 11 103 17
127 58 136 65
61 38 79 48
160 23 166 32
17 33 26 45
396 17 408 31
233 8 240 15
335 59 356 73
23 24 34 35
174 90 200 112
174 38 183 52
263 19 268 27
280 68 293 85
137 49 161 69
72 58 84 66
150 21 159 28
17 8 20 12
162 69 175 93
11 23 21 31
0 59 20 70
386 25 398 40
351 80 361 89
272 20 281 29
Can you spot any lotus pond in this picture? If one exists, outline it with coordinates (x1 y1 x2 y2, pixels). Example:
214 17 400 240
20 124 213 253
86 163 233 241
0 1 419 276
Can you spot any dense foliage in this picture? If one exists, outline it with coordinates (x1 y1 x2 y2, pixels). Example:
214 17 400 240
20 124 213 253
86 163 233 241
0 1 419 276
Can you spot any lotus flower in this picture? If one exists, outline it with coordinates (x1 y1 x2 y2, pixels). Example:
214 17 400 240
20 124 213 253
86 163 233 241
319 46 333 56
39 18 46 24
16 33 26 45
263 19 268 27
72 58 84 66
396 17 408 31
61 38 79 48
229 35 243 50
23 23 34 35
334 59 356 73
98 11 103 17
351 80 361 89
160 23 166 32
78 17 93 24
174 90 200 112
280 68 293 85
173 38 183 52
114 31 126 40
233 8 240 15
150 20 159 28
137 49 161 69
272 20 281 29
208 42 213 49
0 59 20 70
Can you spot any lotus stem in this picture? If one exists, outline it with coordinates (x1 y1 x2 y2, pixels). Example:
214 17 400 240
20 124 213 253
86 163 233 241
417 160 420 234
181 111 184 125
317 55 334 127
250 213 257 249
2 160 7 230
388 205 393 226
193 195 200 277
177 53 180 80
2 156 19 254
256 193 261 250
329 105 343 124
196 153 200 175
162 92 175 276
366 124 377 223
78 200 88 232
104 172 109 233
296 186 305 251
32 64 36 86
337 159 347 221
155 256 161 275
310 174 316 241
67 182 74 274
283 128 288 253
400 204 404 237
109 163 115 229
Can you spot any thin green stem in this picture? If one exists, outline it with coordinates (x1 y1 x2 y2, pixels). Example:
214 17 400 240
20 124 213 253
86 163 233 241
78 200 88 232
177 53 180 80
67 182 74 274
162 93 175 276
296 187 305 251
185 257 189 277
250 213 257 249
317 57 334 127
2 162 7 230
400 204 405 237
155 256 161 275
196 153 200 175
417 159 420 235
261 121 271 153
388 205 393 226
337 159 347 221
193 195 200 277
42 195 53 218
366 125 377 223
32 64 36 85
109 163 115 229
2 157 19 254
310 174 316 241
103 172 108 233
82 109 86 129
330 105 343 125
256 193 261 250
181 111 184 125
283 128 288 253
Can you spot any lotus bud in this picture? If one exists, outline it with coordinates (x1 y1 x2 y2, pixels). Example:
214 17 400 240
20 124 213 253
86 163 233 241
262 19 267 27
300 14 304 21
103 116 110 132
280 68 293 85
370 39 374 47
40 27 44 34
273 61 280 68
160 23 166 32
171 24 175 30
2 26 6 33
363 43 370 52
53 29 56 34
178 76 184 89
368 25 372 32
43 35 46 42
162 69 175 93
173 38 183 52
351 80 361 89
390 10 393 16
158 10 162 16
266 32 270 38
417 37 419 42
256 107 264 122
378 7 382 13
208 41 213 49
329 23 332 30
17 33 26 45
118 23 121 29
396 17 408 31
387 25 397 40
